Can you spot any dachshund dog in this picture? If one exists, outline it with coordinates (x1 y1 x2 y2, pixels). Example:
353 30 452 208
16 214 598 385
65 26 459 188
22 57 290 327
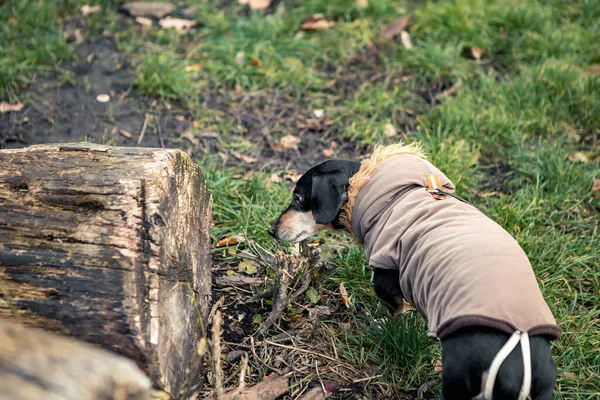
268 144 559 400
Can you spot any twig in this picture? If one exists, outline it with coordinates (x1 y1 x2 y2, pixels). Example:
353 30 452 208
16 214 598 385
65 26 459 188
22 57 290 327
315 360 326 394
214 275 266 288
137 113 150 144
213 310 224 400
352 374 383 383
209 296 225 325
288 265 312 304
296 385 330 400
223 354 249 400
417 379 440 400
250 336 283 375
264 340 339 363
259 252 294 333
330 337 338 360
156 115 165 148
435 79 463 99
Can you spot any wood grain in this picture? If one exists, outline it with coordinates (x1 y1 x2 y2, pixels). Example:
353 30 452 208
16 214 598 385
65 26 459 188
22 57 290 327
0 143 212 399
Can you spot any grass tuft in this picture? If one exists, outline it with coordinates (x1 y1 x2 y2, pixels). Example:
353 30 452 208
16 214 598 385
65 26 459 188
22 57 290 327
133 50 196 102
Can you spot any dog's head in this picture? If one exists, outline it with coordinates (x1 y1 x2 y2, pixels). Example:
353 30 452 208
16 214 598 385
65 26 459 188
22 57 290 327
268 160 361 242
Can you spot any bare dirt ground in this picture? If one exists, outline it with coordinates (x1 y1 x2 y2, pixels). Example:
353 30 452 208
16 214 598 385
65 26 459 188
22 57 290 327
0 38 366 175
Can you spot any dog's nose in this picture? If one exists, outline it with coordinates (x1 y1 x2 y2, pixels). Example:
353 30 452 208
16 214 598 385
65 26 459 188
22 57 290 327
268 224 277 238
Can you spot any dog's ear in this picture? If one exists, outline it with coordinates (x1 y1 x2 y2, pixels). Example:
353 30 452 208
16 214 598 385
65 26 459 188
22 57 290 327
311 172 349 225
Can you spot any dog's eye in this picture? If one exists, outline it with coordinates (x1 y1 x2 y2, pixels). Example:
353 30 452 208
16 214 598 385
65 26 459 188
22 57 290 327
293 193 303 203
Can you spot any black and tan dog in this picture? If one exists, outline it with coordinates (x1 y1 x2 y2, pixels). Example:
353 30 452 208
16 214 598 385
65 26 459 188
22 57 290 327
269 143 560 400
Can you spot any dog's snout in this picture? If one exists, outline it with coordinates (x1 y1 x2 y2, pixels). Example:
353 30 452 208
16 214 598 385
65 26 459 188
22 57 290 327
268 224 277 237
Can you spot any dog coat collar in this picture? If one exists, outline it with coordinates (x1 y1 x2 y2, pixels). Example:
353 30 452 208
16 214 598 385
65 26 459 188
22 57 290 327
426 174 471 204
473 330 532 400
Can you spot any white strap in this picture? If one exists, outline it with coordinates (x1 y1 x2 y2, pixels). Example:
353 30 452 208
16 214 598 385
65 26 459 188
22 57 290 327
519 332 532 400
474 330 532 400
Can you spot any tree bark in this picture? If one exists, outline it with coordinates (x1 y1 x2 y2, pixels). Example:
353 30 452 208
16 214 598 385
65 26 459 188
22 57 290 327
0 319 151 400
0 143 212 399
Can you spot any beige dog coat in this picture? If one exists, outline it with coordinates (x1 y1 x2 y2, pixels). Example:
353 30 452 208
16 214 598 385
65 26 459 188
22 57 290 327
350 153 561 340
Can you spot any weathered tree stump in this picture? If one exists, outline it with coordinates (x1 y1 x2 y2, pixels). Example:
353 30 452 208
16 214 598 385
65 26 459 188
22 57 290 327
0 143 212 399
0 319 151 400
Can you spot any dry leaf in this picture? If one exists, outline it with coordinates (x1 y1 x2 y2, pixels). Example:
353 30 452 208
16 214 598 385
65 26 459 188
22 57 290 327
0 102 24 113
270 143 284 152
240 154 258 163
121 2 174 18
566 130 581 143
433 359 443 373
250 56 263 67
185 64 202 72
7 17 19 25
355 0 368 8
216 235 241 247
381 17 408 40
567 152 589 163
307 306 334 319
268 173 283 184
158 17 197 33
279 135 301 151
238 259 259 275
562 371 576 378
384 123 397 137
593 178 600 193
235 51 245 66
135 16 153 28
181 130 200 146
230 150 258 164
471 47 482 61
241 0 270 10
400 31 412 49
119 129 133 138
297 120 325 131
322 141 337 157
301 14 335 31
63 28 84 43
587 65 600 74
323 148 335 157
284 170 301 183
339 282 350 308
81 4 101 16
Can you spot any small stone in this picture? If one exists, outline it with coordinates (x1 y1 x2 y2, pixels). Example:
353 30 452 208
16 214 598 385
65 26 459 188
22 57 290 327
96 94 110 103
121 2 174 19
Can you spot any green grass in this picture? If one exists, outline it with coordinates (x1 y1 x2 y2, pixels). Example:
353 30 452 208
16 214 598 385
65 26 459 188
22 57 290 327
202 160 293 250
3 0 599 397
133 50 197 102
0 0 123 98
0 0 72 97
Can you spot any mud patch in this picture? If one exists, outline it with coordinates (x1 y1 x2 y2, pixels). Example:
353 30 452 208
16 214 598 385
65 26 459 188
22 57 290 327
0 39 189 150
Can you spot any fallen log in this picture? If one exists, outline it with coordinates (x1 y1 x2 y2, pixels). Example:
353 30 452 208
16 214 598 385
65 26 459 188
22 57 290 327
0 319 151 400
0 143 212 399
